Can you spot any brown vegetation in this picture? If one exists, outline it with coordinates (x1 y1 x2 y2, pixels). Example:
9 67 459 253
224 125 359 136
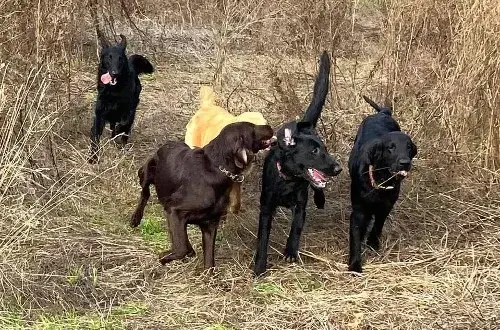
0 0 498 328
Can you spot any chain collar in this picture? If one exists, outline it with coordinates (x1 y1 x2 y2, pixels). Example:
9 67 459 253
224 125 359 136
218 166 244 182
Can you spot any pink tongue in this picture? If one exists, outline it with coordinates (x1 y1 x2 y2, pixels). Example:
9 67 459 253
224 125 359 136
100 72 112 85
312 169 326 181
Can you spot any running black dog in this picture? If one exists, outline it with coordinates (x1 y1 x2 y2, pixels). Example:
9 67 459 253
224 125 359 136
88 34 154 163
253 51 342 276
347 96 417 273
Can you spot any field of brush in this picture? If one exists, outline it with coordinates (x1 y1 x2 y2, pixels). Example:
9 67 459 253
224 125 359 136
0 0 499 329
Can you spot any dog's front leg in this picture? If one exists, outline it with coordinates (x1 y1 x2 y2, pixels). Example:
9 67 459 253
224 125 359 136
367 207 392 251
284 189 308 262
89 114 105 164
254 199 276 276
200 220 219 269
348 207 370 273
159 210 192 265
228 182 242 214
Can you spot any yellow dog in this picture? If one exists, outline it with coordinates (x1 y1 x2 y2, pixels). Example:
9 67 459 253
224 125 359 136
185 86 268 214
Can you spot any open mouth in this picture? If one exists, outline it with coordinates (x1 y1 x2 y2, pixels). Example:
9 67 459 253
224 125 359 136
306 168 328 188
101 72 117 86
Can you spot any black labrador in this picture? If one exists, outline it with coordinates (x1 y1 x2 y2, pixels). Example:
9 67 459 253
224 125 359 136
253 51 342 276
130 122 275 270
348 95 417 273
89 33 154 163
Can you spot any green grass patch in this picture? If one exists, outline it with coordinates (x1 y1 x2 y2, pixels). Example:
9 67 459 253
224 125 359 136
111 302 149 317
0 303 149 330
33 312 123 330
139 213 168 251
254 282 282 296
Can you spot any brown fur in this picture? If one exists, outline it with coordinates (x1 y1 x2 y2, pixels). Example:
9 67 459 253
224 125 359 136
130 122 274 269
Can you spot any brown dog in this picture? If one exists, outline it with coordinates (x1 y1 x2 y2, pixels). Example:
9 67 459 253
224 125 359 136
130 122 274 269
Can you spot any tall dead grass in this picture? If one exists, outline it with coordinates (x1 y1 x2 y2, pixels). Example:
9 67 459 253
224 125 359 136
381 0 500 176
0 0 499 327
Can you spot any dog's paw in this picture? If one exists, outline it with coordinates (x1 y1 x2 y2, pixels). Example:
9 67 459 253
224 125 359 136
88 154 99 164
253 266 266 277
253 259 268 277
158 250 176 265
348 261 363 274
129 212 142 227
366 237 380 251
283 247 299 263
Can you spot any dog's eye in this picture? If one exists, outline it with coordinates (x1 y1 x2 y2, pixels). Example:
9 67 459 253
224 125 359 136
312 147 320 155
387 144 395 153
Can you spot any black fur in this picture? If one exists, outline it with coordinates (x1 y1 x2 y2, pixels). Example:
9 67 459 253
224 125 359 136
253 51 342 276
347 95 417 273
88 34 154 164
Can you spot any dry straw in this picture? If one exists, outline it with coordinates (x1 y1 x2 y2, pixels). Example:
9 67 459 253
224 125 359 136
0 0 498 328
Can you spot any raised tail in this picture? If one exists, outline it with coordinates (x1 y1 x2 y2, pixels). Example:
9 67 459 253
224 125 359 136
199 85 217 108
129 54 154 75
362 95 392 115
302 51 331 127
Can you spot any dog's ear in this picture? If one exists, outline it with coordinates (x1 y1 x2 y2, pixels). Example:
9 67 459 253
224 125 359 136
296 121 314 134
367 139 384 164
410 140 418 158
119 34 127 49
233 148 247 169
97 29 110 49
254 125 274 141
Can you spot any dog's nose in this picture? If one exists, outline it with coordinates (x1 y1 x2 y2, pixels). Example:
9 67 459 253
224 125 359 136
111 70 118 76
399 159 411 166
333 165 342 175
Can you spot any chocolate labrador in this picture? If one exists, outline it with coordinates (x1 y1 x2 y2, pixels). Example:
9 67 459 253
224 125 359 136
130 122 275 269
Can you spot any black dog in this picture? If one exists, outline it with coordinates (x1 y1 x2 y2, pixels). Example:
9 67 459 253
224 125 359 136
347 95 417 273
88 34 154 163
253 51 342 276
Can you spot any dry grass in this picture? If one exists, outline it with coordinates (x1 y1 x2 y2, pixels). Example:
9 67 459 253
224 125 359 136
0 0 499 329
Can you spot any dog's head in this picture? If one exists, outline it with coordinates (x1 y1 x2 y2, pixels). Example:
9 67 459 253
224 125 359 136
368 131 417 178
218 122 275 171
276 121 342 188
98 34 128 86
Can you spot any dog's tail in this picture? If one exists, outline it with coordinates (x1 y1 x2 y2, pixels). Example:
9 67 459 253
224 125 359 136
129 54 154 75
302 51 331 127
362 95 392 115
130 156 156 227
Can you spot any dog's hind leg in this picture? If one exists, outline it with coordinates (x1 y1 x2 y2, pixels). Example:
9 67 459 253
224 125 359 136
89 114 105 164
130 157 155 227
348 207 371 273
284 189 309 262
366 208 391 251
199 221 219 269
